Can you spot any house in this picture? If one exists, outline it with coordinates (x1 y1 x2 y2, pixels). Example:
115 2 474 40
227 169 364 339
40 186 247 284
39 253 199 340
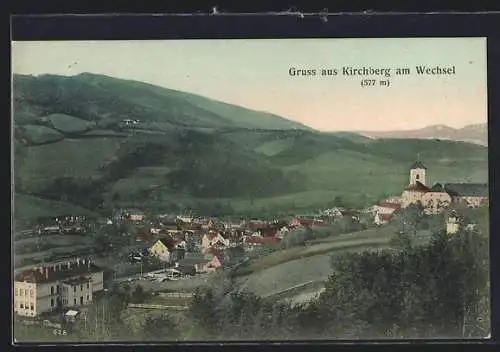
176 216 193 224
244 236 281 249
201 255 223 273
446 212 461 235
150 228 162 235
149 238 176 263
14 258 104 317
176 253 221 275
201 232 230 252
289 218 302 228
64 310 79 323
124 209 146 222
299 218 327 227
421 183 452 214
275 226 289 239
443 183 489 208
246 220 269 232
376 203 402 215
254 226 279 237
375 213 393 226
321 208 344 217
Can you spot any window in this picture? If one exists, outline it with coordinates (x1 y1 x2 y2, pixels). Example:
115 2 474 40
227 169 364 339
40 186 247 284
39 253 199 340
25 289 28 296
87 283 89 289
30 289 33 297
86 295 89 301
15 289 18 296
56 286 60 294
30 304 34 311
74 298 76 305
416 175 420 180
73 287 76 293
20 303 24 309
51 298 54 307
80 284 83 291
51 286 54 295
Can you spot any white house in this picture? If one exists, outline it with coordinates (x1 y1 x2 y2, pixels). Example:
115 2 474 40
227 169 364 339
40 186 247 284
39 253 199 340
14 258 104 317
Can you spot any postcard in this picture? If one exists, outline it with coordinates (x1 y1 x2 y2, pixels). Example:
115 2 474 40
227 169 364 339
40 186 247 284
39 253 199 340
11 37 489 343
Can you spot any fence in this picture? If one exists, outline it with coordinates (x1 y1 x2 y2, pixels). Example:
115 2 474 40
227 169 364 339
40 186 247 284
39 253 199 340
263 280 324 299
157 292 195 299
127 303 189 310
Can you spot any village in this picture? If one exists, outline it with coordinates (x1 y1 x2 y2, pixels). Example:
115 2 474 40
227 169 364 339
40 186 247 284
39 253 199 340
13 158 489 337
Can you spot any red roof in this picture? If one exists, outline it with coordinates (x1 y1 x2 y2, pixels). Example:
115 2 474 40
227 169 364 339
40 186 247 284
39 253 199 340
299 219 326 226
378 214 393 221
246 236 281 245
15 261 102 284
378 203 402 210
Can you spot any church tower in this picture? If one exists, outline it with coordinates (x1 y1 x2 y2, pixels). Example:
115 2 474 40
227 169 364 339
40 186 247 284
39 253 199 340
409 155 427 186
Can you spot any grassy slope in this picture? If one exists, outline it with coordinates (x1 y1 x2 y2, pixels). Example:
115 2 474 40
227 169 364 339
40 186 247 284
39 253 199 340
235 224 433 297
15 73 309 130
13 73 489 219
15 138 124 193
14 194 97 220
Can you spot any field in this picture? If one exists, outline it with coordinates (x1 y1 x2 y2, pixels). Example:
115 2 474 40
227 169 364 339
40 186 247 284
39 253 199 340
233 224 434 299
14 194 97 221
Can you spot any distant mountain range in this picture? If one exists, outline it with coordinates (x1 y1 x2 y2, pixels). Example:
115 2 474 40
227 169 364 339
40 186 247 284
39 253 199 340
357 124 488 146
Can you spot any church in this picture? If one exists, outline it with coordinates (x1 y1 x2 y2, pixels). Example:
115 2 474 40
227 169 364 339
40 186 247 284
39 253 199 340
400 158 488 214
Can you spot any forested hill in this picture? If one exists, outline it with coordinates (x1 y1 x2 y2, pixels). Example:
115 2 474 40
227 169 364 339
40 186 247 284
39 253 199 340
13 73 311 130
13 73 489 220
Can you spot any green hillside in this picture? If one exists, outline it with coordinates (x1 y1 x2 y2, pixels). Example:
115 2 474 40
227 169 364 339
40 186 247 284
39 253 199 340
12 73 489 220
13 73 310 130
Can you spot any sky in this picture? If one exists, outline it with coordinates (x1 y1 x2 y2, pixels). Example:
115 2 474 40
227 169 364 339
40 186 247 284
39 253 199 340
11 38 487 131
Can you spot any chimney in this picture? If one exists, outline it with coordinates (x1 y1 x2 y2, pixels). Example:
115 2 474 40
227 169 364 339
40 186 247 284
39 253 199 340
82 259 86 266
76 258 80 266
45 267 49 279
67 262 71 269
58 263 62 271
53 264 57 272
87 259 91 268
38 267 44 275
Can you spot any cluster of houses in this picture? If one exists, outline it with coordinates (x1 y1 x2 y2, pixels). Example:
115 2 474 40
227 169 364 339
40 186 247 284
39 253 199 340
33 215 92 235
372 158 489 232
112 210 360 276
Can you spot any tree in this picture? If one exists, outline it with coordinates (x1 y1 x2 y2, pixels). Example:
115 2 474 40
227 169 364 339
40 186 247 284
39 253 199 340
142 314 180 341
75 294 129 341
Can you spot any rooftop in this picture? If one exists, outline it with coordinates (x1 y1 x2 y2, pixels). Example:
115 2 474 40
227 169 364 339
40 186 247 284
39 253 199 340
410 160 427 170
15 260 102 284
378 203 402 209
63 276 92 286
430 183 446 193
404 181 431 193
444 183 489 197
178 255 212 266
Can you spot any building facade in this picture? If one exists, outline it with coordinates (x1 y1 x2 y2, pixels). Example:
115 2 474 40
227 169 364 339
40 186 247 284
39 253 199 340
14 258 104 317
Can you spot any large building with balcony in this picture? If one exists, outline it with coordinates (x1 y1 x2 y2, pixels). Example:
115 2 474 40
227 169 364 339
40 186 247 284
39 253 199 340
13 258 104 317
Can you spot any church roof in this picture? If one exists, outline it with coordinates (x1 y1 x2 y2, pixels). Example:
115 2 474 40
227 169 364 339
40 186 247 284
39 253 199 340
404 181 431 193
430 183 446 192
410 160 427 170
444 183 489 197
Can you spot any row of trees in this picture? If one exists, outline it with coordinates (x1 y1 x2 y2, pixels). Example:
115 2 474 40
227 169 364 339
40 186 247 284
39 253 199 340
188 229 489 340
40 176 105 210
